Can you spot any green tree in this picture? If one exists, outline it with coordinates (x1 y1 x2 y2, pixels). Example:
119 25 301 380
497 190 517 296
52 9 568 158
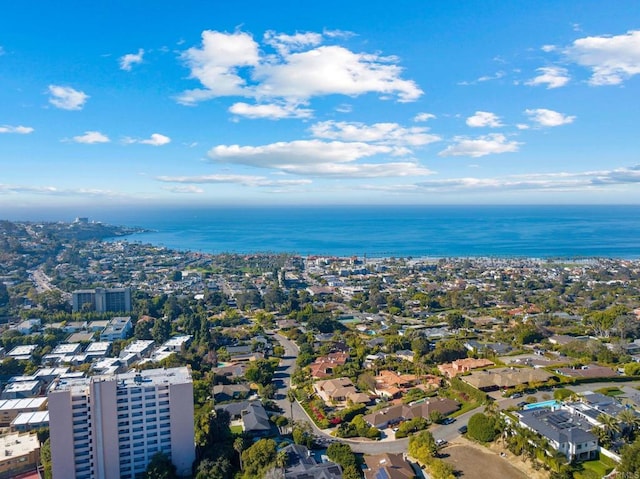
245 358 276 386
408 430 437 464
467 413 497 442
618 438 640 477
144 452 177 479
326 442 357 469
195 457 232 479
241 438 277 478
41 438 52 479
428 458 455 479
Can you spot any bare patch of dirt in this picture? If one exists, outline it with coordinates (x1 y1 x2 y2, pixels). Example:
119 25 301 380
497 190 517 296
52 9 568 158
441 438 548 479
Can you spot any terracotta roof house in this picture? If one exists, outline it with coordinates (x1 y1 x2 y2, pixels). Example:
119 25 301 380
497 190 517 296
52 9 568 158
437 358 494 378
309 352 350 379
373 370 418 398
364 453 415 479
363 398 460 429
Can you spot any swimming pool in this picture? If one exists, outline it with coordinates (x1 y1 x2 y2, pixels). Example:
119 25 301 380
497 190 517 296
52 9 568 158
523 400 560 410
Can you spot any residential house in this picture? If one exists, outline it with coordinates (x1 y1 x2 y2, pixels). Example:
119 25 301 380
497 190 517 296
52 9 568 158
364 453 415 479
216 401 271 436
313 378 370 406
100 316 133 341
437 358 494 379
517 409 598 461
373 370 418 399
309 352 350 379
555 364 617 379
462 367 552 391
363 398 460 429
274 443 342 479
213 384 251 403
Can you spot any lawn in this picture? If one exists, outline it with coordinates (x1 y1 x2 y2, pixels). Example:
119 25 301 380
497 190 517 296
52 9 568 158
595 386 624 397
230 425 243 434
577 455 616 478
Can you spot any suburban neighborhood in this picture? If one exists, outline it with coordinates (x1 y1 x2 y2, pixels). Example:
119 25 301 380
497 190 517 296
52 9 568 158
0 220 640 478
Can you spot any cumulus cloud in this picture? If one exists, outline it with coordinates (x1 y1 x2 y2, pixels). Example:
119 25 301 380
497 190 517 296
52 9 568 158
526 66 570 89
310 120 440 146
439 134 520 158
263 30 323 55
119 48 144 71
48 85 89 110
0 125 34 134
565 30 640 85
124 133 171 146
207 139 432 178
466 111 503 128
458 71 505 85
177 29 422 107
229 102 313 119
414 112 436 122
72 131 110 144
525 108 575 127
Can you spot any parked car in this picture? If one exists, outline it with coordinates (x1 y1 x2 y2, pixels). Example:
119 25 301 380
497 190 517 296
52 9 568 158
436 438 447 446
517 401 528 408
458 425 467 434
442 417 456 425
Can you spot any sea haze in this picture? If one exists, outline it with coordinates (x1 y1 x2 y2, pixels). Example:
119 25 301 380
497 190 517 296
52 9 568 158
95 205 640 259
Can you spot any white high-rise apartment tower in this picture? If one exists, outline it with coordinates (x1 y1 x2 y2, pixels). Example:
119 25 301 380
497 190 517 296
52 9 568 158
48 367 195 479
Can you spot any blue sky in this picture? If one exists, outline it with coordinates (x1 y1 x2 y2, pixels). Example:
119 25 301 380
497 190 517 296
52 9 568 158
2 1 640 211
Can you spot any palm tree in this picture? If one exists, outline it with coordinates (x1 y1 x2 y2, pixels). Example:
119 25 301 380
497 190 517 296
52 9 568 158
234 437 245 472
276 450 288 478
287 389 297 425
597 413 621 443
617 409 640 440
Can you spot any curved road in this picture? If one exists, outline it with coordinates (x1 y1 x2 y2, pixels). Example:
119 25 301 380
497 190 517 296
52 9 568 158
270 332 480 454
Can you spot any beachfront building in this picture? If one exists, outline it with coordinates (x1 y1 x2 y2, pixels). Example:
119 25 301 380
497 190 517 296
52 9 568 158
48 367 194 479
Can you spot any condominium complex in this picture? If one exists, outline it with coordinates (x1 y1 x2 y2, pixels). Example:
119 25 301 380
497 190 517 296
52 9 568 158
72 287 132 313
48 367 194 479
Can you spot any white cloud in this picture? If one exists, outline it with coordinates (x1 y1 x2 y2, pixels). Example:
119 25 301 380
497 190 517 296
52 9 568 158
157 174 312 188
525 108 575 127
119 48 144 71
414 112 436 122
439 134 520 158
264 30 322 55
565 30 640 85
178 29 422 106
72 131 110 144
229 102 313 119
0 125 34 134
458 71 505 85
161 185 204 194
124 133 171 146
177 30 260 104
526 66 570 89
207 139 432 178
516 124 530 130
310 120 440 146
466 111 503 128
48 85 89 110
541 45 556 53
335 104 352 113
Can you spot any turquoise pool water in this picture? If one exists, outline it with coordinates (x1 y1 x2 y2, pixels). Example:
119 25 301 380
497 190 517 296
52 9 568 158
523 400 560 410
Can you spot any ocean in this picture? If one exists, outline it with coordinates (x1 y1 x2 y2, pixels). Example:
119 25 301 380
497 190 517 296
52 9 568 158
96 205 640 259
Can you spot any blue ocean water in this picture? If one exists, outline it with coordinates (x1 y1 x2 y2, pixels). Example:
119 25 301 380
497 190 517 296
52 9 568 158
97 205 640 258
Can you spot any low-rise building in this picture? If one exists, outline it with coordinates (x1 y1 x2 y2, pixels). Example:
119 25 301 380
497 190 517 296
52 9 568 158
437 358 494 379
462 367 552 391
0 432 40 479
11 410 49 432
517 409 598 462
363 397 460 429
313 378 370 406
100 316 133 341
0 398 47 428
364 453 415 479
